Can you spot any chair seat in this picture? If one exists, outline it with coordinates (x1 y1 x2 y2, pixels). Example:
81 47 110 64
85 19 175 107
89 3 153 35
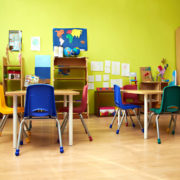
59 106 83 114
121 104 141 110
150 108 179 114
0 106 24 114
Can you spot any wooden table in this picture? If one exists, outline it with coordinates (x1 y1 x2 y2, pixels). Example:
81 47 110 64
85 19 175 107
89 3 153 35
121 89 163 139
6 89 80 148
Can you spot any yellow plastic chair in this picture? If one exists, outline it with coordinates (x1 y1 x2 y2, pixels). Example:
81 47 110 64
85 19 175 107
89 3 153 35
0 85 29 142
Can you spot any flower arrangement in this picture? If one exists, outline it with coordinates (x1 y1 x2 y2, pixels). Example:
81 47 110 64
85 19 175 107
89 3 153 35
156 58 168 81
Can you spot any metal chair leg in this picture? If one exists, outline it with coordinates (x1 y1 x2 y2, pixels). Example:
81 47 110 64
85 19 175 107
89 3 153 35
127 110 135 128
0 115 9 136
124 110 128 126
15 118 26 156
155 115 161 144
79 113 93 141
132 109 144 133
172 114 177 135
55 118 64 153
109 108 118 128
116 110 125 134
61 114 68 134
166 114 174 133
148 112 154 128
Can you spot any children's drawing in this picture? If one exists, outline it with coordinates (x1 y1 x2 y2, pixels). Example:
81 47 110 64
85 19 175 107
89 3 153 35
53 28 87 50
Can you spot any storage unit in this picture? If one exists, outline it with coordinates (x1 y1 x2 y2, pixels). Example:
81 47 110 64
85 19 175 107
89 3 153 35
53 57 88 118
2 57 24 107
140 81 168 108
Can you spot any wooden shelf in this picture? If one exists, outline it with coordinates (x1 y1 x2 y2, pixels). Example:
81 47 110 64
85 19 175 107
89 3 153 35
54 77 86 80
53 57 88 118
4 65 21 67
4 78 21 81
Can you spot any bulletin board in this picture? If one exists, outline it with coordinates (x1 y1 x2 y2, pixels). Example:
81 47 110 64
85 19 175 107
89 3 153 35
53 28 87 50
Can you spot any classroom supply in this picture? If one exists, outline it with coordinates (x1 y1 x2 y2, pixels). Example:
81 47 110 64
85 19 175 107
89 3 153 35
24 75 39 87
53 28 87 51
129 72 137 85
15 84 64 156
169 70 177 86
157 58 168 81
59 85 92 141
72 47 80 56
63 47 72 57
149 86 180 144
140 67 153 81
109 85 144 134
35 55 51 83
99 107 115 117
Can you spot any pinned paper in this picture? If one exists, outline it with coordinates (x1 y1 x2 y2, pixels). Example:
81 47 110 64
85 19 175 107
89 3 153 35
112 61 120 75
88 83 94 90
105 60 111 73
95 75 102 82
103 74 109 81
88 75 94 82
91 61 103 71
121 63 130 76
31 37 40 51
103 82 109 88
111 79 123 87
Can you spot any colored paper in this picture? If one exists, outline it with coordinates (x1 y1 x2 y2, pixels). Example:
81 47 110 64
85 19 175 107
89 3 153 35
88 83 94 90
95 75 102 82
112 61 120 75
31 37 40 51
91 61 103 71
105 60 111 73
35 55 51 67
88 75 94 82
103 74 109 81
121 63 130 76
111 79 123 87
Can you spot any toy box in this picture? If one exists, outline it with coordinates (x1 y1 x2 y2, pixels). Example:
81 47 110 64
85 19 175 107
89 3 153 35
99 106 116 117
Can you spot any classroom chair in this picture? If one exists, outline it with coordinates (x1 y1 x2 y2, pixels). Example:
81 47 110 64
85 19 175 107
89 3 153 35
122 84 143 126
15 84 64 156
109 84 144 134
59 85 93 141
149 86 180 144
0 85 29 140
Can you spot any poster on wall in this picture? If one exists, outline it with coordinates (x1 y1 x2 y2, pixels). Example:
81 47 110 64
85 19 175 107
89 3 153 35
9 30 22 51
53 28 87 51
31 37 40 51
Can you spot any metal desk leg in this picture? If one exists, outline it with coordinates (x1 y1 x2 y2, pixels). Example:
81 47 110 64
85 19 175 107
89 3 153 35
68 95 73 145
13 95 18 148
144 94 148 139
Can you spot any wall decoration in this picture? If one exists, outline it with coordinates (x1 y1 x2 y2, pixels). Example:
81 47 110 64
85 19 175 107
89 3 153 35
31 37 40 51
35 55 51 83
140 67 153 82
53 28 87 51
9 30 22 51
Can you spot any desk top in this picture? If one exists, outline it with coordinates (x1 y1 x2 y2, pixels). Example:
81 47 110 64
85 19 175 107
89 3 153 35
121 89 163 95
6 89 80 96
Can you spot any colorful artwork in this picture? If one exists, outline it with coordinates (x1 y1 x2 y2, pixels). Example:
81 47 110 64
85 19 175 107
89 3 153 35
53 28 87 50
9 30 22 51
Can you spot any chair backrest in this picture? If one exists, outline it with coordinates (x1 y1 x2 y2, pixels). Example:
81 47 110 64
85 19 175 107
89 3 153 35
114 84 123 107
122 85 138 103
24 84 57 117
80 85 88 112
0 85 7 109
160 86 180 113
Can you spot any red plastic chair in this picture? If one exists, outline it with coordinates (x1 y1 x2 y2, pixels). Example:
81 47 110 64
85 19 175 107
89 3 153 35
59 85 92 141
122 85 143 105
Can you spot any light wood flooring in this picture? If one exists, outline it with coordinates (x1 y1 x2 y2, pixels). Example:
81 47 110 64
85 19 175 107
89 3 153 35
0 115 180 180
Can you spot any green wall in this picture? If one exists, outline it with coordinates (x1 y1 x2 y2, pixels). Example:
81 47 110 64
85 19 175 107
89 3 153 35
0 0 180 114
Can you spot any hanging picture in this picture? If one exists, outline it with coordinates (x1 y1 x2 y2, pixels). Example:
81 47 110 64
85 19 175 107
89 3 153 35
9 30 22 51
53 28 87 51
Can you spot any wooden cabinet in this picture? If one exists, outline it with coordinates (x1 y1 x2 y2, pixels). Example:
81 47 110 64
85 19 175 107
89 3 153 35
2 57 24 107
53 57 88 118
140 81 168 108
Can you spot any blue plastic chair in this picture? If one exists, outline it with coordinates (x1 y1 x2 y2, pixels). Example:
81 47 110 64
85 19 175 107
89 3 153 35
109 85 144 134
15 84 64 156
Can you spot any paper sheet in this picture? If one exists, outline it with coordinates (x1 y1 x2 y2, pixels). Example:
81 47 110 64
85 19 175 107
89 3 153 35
105 60 111 73
103 74 109 81
112 61 120 75
91 61 103 71
95 75 102 82
88 75 94 82
111 79 123 87
88 83 94 90
103 82 109 88
121 63 130 76
31 37 40 51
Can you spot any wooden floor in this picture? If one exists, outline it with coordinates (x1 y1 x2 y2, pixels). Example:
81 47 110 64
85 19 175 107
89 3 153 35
0 115 180 180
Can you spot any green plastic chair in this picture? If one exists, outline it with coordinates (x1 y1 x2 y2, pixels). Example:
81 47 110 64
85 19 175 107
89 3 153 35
149 86 180 144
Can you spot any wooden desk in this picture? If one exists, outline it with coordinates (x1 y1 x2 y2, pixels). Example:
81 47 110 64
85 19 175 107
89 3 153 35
121 89 162 139
6 89 80 148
